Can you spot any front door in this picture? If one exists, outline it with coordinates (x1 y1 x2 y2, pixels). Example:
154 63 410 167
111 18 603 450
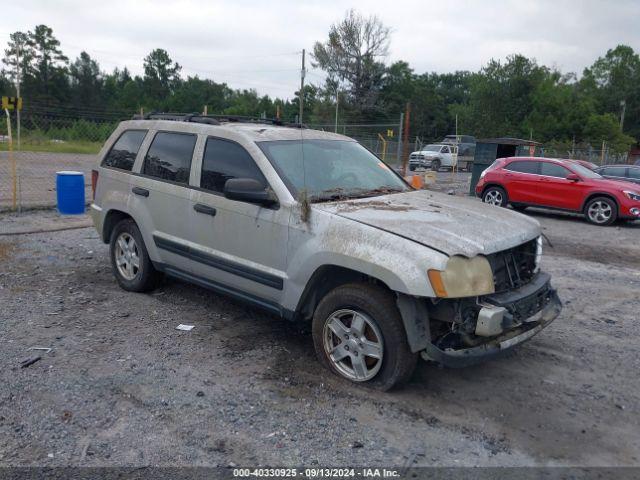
186 137 289 306
537 161 583 210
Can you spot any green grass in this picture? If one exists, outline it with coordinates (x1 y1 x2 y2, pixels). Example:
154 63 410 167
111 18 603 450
0 140 103 154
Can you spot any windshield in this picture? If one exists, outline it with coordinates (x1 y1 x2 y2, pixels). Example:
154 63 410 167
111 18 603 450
258 139 409 200
423 145 442 152
571 163 602 179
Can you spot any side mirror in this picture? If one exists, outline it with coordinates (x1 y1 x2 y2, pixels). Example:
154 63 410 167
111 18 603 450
566 173 581 182
223 178 277 206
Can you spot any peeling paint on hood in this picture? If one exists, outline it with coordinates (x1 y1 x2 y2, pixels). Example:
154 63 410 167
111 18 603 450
314 190 541 257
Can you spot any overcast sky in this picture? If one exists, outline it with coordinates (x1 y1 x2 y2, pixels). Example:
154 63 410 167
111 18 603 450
1 0 638 99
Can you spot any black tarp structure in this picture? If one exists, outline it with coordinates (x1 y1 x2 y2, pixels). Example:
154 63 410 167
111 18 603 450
469 138 541 195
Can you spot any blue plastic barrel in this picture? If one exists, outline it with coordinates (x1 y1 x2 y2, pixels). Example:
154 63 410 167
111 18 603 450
56 171 85 215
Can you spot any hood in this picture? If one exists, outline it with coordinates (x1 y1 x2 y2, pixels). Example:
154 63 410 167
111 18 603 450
591 177 640 191
314 190 541 257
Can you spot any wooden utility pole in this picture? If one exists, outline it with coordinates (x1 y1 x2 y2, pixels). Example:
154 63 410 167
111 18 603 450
334 88 339 133
5 109 16 210
299 49 306 125
401 102 411 176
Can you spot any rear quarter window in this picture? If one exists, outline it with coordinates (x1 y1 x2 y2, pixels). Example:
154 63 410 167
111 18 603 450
101 130 147 171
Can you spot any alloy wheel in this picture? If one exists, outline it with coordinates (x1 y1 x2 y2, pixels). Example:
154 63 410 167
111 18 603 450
114 232 140 280
323 309 384 382
483 189 503 206
587 200 612 224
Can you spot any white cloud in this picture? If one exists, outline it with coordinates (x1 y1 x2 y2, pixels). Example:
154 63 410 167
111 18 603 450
1 0 637 98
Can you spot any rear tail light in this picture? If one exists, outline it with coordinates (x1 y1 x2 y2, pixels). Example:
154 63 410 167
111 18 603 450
91 169 99 199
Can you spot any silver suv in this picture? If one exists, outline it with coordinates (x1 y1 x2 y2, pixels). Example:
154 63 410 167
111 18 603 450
91 114 562 390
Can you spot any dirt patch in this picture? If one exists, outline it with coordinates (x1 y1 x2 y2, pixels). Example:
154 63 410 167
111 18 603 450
335 200 414 212
0 240 15 260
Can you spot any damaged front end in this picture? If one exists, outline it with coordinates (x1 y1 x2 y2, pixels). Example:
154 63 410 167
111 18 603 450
422 272 561 367
397 237 562 368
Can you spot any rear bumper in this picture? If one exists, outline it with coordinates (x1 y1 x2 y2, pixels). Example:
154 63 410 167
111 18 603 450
89 204 104 238
422 275 562 367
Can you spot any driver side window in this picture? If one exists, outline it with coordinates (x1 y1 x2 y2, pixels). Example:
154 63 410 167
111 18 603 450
200 138 267 194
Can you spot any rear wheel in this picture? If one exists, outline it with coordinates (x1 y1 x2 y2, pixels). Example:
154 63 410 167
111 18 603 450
312 283 418 391
584 197 617 226
482 186 508 207
110 219 163 292
431 159 441 171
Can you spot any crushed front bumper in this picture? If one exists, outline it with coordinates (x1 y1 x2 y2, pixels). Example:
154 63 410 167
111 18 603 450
422 273 562 368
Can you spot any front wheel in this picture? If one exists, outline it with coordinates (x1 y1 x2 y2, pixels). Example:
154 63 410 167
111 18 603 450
431 159 441 171
482 186 508 207
312 283 418 391
584 197 617 226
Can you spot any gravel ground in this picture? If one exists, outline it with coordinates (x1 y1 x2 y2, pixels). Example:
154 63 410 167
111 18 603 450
0 208 639 468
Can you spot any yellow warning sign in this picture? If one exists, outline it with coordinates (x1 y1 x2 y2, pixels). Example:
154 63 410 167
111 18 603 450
2 96 22 110
386 129 394 138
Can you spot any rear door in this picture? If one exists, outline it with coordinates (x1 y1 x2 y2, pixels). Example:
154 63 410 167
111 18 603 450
186 136 289 305
502 160 541 204
131 131 198 269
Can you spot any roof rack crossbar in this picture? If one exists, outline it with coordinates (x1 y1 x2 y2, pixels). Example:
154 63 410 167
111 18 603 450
131 112 306 128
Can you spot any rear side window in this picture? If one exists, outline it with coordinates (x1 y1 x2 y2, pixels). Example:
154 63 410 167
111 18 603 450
603 166 626 177
200 138 267 193
540 162 571 178
504 160 539 174
143 132 196 184
102 130 147 171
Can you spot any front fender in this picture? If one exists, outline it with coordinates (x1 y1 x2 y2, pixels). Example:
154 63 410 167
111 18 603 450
281 208 448 311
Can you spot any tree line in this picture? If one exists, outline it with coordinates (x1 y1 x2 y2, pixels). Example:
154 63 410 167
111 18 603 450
1 14 638 153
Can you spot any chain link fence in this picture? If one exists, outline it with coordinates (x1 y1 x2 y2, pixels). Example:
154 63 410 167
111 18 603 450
0 113 123 211
1 109 633 212
537 145 629 166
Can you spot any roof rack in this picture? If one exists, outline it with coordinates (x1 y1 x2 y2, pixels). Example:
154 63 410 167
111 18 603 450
131 112 307 128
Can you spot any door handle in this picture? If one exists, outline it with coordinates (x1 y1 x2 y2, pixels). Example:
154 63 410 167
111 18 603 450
132 187 149 197
193 203 217 216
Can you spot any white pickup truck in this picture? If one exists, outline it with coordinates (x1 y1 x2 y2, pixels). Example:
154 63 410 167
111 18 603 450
409 144 458 171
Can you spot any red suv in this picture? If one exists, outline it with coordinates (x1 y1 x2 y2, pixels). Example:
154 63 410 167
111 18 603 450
475 157 640 226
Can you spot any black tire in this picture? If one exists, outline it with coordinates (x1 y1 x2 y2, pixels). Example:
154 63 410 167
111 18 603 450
109 218 163 292
431 159 441 171
409 164 416 172
312 283 418 391
584 196 617 226
482 186 508 207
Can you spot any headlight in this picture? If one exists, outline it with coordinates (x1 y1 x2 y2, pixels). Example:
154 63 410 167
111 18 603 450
623 191 640 201
428 256 495 298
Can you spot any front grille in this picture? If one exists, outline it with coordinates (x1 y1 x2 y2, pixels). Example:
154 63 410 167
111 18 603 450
487 239 537 292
